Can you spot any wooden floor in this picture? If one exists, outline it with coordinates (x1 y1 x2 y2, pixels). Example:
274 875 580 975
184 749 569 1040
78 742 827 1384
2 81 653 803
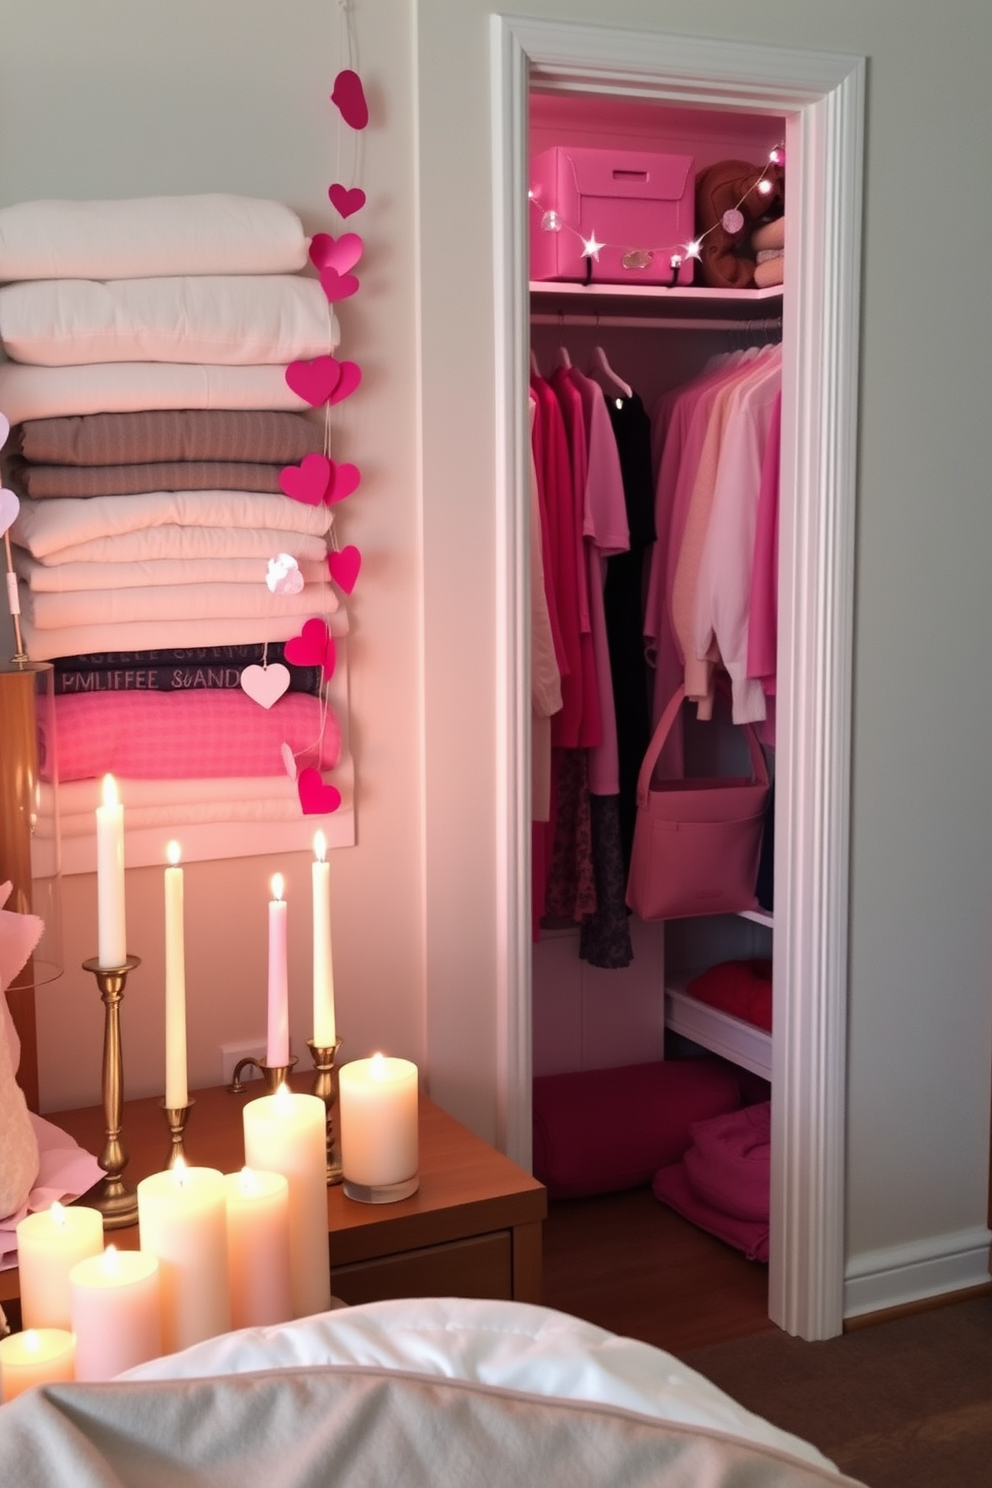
541 1184 776 1355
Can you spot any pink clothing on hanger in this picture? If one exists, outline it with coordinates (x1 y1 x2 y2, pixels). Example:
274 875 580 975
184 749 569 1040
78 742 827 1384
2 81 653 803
747 389 782 696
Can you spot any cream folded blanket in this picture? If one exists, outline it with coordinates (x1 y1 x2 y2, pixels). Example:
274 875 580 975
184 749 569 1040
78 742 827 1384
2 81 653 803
12 489 334 559
0 195 309 281
19 609 348 662
19 577 338 630
14 549 329 592
0 275 336 367
15 524 331 568
0 362 309 423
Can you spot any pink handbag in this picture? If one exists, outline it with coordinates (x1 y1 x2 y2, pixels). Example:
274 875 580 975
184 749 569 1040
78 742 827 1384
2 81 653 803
626 685 770 921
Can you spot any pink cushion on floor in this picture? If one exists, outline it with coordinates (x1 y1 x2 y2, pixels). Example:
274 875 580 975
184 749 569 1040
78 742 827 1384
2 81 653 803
682 1101 771 1222
532 1059 742 1200
652 1158 770 1262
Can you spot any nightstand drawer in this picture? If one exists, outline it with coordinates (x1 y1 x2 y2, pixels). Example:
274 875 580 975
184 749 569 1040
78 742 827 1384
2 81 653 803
331 1231 512 1305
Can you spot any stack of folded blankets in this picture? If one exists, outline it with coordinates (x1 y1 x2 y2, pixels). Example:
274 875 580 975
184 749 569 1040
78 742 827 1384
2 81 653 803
751 214 784 289
0 194 348 835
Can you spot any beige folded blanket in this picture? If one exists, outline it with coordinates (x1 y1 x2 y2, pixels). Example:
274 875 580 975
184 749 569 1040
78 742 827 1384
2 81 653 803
13 408 323 465
8 457 286 498
0 362 310 423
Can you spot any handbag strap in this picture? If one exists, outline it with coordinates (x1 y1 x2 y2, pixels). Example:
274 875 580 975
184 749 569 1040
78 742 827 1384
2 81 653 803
636 683 770 808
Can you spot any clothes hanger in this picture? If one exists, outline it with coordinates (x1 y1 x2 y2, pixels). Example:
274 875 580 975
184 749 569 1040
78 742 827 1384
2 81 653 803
530 348 541 377
588 342 632 399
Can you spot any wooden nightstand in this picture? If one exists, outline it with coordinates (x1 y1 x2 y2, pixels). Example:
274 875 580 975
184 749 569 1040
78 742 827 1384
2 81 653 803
0 1082 547 1310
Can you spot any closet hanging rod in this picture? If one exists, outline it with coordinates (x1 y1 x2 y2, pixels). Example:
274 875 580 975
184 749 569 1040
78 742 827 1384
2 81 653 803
531 312 783 333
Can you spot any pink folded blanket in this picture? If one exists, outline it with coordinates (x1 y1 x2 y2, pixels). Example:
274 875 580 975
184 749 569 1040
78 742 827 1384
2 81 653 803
50 691 341 781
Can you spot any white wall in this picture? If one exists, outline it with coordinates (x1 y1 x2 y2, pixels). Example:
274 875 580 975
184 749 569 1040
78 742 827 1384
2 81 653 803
0 1 428 1108
413 0 992 1287
4 0 991 1305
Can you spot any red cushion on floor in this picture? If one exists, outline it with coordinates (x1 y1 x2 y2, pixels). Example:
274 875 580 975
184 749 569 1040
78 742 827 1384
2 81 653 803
532 1059 743 1200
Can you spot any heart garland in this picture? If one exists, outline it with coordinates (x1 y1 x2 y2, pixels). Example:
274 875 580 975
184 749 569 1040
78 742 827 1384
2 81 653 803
0 486 19 538
279 454 361 507
285 355 362 408
285 617 336 680
328 545 361 596
297 767 343 816
330 69 369 130
241 663 291 709
328 184 365 219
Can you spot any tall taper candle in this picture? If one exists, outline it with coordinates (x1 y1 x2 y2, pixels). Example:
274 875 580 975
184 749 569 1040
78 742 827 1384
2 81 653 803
267 874 289 1068
96 773 126 968
312 831 336 1046
164 840 187 1109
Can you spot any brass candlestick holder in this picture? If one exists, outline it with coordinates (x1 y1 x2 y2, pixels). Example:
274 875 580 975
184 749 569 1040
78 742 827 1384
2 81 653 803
81 954 141 1229
307 1037 343 1186
227 1054 298 1094
161 1097 195 1169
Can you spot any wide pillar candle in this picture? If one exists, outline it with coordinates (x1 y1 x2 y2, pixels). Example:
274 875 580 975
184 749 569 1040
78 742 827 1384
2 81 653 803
242 1088 330 1319
136 1166 230 1354
0 1329 75 1402
16 1202 104 1330
70 1247 163 1381
338 1054 419 1202
223 1167 292 1329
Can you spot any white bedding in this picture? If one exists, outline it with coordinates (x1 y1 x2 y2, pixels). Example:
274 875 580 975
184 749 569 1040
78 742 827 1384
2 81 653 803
0 361 310 423
0 275 335 367
0 195 310 281
0 1299 864 1486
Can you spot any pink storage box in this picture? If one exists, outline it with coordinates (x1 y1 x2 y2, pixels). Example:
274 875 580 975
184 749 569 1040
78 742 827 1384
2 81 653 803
529 146 695 287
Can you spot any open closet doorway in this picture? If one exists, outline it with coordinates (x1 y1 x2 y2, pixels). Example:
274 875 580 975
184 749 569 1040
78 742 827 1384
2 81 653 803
490 17 865 1341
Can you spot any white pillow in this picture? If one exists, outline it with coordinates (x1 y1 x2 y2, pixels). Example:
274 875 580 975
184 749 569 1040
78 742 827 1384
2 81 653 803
121 1296 838 1473
0 276 335 366
0 195 309 281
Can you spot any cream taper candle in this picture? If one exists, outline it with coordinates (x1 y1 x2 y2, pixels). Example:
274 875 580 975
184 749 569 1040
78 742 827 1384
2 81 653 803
96 773 126 968
311 831 336 1046
164 840 187 1109
266 873 289 1067
242 1086 330 1319
16 1201 104 1330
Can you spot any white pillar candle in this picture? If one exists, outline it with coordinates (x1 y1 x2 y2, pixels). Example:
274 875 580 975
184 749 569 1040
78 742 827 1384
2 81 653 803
311 831 336 1046
164 840 187 1109
0 1329 75 1402
338 1054 419 1202
69 1245 162 1381
96 773 126 968
242 1087 330 1319
136 1164 230 1354
266 873 289 1067
223 1167 292 1329
16 1201 104 1330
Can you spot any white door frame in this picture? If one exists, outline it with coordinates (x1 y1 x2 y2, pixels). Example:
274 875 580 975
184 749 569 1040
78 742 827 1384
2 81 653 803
490 15 865 1341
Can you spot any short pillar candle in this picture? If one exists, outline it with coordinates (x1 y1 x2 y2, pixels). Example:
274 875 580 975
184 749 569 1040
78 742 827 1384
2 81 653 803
136 1164 231 1354
70 1246 163 1381
16 1202 104 1330
242 1087 330 1319
223 1167 292 1329
338 1054 419 1203
0 1329 76 1402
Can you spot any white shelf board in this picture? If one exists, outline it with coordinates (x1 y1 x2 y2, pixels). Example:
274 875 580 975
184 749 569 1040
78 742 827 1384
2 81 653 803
664 982 772 1081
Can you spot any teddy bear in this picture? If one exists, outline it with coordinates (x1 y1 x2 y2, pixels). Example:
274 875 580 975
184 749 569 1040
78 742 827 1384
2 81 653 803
693 158 785 290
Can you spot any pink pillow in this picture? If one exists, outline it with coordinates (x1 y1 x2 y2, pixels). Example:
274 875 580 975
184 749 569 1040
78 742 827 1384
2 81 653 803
686 959 773 1032
652 1159 769 1263
532 1059 742 1200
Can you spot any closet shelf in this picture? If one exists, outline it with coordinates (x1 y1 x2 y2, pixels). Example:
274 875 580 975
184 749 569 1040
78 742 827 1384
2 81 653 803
665 983 772 1082
530 280 782 330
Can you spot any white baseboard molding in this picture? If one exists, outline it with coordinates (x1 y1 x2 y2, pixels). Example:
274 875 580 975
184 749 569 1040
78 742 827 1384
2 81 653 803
844 1225 992 1319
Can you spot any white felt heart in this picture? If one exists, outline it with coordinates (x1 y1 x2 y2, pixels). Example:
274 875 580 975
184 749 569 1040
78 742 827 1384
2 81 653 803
0 487 19 538
0 414 9 452
265 553 304 595
281 742 298 781
241 663 291 710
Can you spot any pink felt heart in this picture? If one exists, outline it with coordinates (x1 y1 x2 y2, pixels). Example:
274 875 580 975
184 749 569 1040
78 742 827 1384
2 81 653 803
0 487 19 538
309 231 363 274
327 361 362 406
279 452 332 506
281 742 298 782
319 266 360 303
284 618 336 677
298 768 342 816
328 545 362 596
241 663 291 710
325 461 361 505
0 414 9 452
285 356 342 407
328 183 366 219
330 69 369 130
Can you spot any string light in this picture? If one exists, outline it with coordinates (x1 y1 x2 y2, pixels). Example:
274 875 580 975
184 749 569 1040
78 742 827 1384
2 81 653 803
529 143 785 275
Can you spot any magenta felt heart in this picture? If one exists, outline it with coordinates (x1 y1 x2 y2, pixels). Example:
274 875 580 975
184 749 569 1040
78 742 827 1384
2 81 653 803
326 461 361 504
328 545 361 596
327 361 362 406
285 356 342 408
309 231 363 274
330 69 369 130
284 618 336 677
298 768 343 816
279 453 332 506
328 183 366 219
319 266 360 303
